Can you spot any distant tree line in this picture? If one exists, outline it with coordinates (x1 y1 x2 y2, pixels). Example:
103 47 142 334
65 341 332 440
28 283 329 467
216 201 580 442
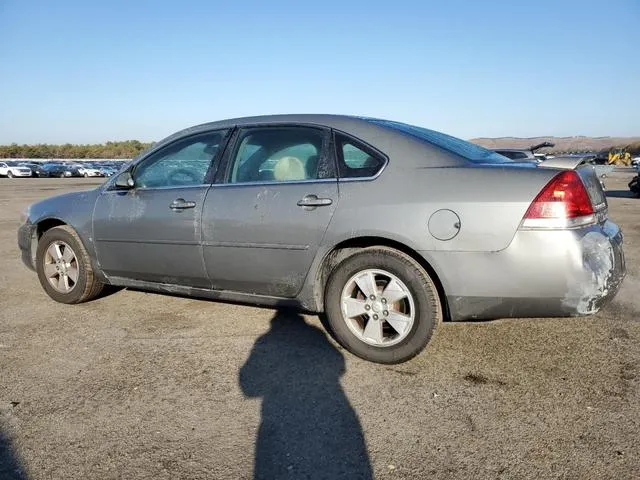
0 140 153 159
2 139 638 160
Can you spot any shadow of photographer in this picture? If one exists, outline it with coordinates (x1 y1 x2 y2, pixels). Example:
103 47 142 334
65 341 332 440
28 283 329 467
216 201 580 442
0 429 28 480
239 309 372 480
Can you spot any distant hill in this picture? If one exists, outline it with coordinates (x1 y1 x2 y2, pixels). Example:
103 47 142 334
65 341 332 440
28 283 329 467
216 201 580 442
471 136 640 155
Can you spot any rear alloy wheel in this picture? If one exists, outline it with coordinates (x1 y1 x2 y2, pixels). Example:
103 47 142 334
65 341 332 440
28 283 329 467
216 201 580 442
324 247 441 364
36 226 104 303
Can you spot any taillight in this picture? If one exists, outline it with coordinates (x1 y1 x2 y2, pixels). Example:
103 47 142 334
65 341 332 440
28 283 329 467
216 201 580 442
522 170 595 229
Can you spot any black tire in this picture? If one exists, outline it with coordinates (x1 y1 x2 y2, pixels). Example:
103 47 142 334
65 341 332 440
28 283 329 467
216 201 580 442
84 173 89 177
324 247 441 364
629 176 640 196
7 171 13 178
35 225 104 304
59 173 65 178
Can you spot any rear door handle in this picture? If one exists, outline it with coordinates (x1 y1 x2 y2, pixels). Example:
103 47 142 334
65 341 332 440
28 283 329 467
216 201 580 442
297 195 333 208
170 198 196 210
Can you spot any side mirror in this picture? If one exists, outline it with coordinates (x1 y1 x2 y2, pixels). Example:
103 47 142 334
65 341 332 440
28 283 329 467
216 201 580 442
114 171 135 189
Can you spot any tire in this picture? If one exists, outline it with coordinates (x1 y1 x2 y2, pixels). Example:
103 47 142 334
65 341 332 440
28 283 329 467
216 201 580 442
629 176 640 196
84 173 89 177
7 171 13 178
35 225 104 304
324 247 441 364
59 173 65 178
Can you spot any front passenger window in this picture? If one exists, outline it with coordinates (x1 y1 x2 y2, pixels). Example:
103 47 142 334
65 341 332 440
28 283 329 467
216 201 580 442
133 131 226 188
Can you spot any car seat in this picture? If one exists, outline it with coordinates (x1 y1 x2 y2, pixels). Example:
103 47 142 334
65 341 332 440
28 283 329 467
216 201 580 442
273 156 306 182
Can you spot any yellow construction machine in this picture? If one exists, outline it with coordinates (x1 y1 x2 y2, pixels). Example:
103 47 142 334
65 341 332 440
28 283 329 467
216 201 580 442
608 148 632 166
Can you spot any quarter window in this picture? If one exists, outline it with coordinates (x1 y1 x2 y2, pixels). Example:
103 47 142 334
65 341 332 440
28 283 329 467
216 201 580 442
335 134 386 178
228 127 331 184
133 131 226 188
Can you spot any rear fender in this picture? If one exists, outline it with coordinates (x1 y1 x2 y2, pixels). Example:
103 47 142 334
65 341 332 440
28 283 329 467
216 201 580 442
329 166 560 253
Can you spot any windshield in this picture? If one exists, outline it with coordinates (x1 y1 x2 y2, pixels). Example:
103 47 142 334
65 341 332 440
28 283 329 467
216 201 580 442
366 119 512 164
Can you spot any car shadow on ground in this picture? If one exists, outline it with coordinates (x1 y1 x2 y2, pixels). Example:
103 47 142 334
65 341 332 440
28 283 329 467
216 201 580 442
0 430 28 480
239 309 372 480
606 190 638 198
94 284 124 300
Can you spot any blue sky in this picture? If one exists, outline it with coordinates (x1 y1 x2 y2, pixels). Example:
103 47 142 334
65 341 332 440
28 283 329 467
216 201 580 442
1 0 638 144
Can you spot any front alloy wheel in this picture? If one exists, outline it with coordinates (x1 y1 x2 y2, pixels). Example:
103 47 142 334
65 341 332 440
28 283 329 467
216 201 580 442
43 241 79 293
36 225 104 303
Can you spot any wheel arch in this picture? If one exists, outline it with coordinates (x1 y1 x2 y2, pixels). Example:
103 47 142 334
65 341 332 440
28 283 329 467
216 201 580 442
35 217 68 239
313 236 450 321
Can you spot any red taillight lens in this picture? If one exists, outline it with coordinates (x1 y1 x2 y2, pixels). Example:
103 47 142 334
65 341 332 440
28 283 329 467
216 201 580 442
525 170 594 219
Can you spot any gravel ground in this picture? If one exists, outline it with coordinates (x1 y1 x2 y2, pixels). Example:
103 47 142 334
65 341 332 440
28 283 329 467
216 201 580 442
1 173 638 480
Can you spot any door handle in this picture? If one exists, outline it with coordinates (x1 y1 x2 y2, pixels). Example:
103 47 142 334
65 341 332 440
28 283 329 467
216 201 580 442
170 198 196 210
297 195 333 208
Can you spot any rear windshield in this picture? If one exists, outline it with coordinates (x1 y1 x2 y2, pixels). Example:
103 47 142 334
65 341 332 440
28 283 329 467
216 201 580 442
366 119 512 164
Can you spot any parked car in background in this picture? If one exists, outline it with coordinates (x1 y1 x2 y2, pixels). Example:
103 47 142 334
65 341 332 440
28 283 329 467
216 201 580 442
18 162 42 175
72 163 103 177
33 163 82 178
18 115 625 364
31 164 50 177
493 142 555 163
494 149 538 162
98 164 121 177
0 160 32 177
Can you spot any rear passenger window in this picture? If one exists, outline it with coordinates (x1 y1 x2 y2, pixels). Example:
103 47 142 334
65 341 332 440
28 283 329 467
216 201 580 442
335 134 386 179
228 127 334 184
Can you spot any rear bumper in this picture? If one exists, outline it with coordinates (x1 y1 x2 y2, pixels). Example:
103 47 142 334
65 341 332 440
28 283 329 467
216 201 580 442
18 221 37 271
424 220 626 321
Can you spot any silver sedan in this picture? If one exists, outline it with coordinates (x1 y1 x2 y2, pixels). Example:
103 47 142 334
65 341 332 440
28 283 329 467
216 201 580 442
18 115 626 363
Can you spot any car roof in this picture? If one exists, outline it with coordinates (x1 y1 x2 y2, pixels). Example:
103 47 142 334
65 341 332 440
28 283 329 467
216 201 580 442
142 114 468 169
180 114 377 131
163 114 395 146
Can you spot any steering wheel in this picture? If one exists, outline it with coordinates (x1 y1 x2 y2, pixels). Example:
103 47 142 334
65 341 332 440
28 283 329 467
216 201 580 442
167 168 200 186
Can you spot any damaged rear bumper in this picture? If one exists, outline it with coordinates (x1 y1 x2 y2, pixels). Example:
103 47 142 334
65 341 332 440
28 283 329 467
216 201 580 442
425 220 626 321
